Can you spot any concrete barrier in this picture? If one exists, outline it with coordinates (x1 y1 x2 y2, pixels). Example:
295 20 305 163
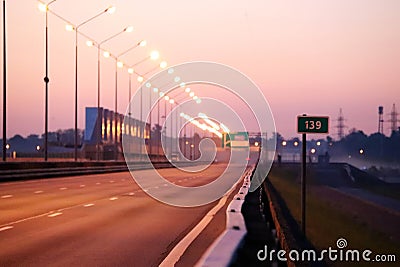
196 167 254 267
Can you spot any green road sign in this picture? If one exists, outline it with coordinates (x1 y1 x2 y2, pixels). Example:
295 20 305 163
297 116 329 134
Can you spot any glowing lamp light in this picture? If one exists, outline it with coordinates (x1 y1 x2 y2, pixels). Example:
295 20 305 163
282 141 287 146
86 40 94 47
65 24 74 31
317 141 321 146
139 40 147 47
189 92 195 97
311 148 316 154
255 142 259 147
159 92 165 97
38 2 47 12
185 87 191 93
106 6 116 14
160 61 168 69
150 50 159 60
164 95 170 101
117 61 124 68
103 51 110 58
128 68 134 74
359 149 364 154
137 76 144 83
125 26 134 33
169 99 175 104
294 141 299 146
36 145 41 151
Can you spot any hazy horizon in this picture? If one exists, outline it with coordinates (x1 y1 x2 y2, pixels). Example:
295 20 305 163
1 0 399 139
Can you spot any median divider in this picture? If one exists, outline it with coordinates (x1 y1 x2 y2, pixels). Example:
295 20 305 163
195 167 254 267
0 161 204 182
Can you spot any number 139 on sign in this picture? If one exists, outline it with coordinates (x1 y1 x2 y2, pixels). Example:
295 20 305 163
297 116 329 134
305 120 322 130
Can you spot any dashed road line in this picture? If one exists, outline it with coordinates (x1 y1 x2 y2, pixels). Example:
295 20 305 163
96 182 101 185
0 226 13 232
34 191 43 194
48 212 62 218
1 195 13 199
84 203 95 207
80 185 86 188
109 197 118 201
59 187 67 190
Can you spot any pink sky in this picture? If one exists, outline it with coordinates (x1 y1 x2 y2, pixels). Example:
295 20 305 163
1 0 399 139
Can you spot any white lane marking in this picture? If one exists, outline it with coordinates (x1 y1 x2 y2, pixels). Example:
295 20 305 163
96 182 101 185
128 192 135 196
34 191 43 194
59 187 67 190
109 180 114 183
48 212 62 218
163 184 168 187
0 226 13 232
84 203 94 207
178 180 182 182
109 197 118 201
80 185 86 188
159 170 245 267
1 195 13 199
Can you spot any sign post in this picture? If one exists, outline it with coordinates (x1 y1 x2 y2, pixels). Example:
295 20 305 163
297 114 329 236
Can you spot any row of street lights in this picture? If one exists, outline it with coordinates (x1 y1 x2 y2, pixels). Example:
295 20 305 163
37 1 166 161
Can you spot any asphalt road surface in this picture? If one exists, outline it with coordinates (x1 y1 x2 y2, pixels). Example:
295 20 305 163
0 163 238 266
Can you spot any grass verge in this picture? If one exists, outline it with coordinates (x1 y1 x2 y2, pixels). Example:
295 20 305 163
268 166 399 267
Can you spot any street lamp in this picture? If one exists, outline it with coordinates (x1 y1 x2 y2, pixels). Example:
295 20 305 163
126 51 160 157
2 0 6 161
66 5 115 161
85 26 133 161
38 0 58 162
110 39 145 160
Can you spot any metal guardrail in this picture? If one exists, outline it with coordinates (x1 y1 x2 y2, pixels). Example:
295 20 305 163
196 167 254 267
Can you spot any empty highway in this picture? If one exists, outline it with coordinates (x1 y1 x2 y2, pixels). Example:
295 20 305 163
0 163 242 266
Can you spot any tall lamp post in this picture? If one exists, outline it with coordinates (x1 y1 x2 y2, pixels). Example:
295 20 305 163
127 51 159 158
85 26 133 160
111 39 146 160
38 0 57 161
66 5 115 162
2 0 6 162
